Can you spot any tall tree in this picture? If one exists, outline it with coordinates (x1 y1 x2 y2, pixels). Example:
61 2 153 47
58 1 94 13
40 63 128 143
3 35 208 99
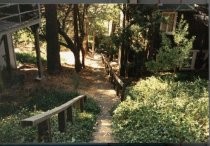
73 4 82 72
45 4 61 74
78 4 89 68
57 4 89 72
119 4 127 77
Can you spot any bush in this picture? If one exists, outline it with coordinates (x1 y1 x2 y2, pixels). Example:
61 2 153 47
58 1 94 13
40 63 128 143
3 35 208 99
0 88 100 143
0 108 40 143
0 103 18 118
146 16 195 73
51 111 98 143
26 88 79 111
112 75 208 143
16 52 46 65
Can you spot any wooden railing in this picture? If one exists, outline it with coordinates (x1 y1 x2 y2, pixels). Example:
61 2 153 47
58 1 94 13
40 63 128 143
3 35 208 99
21 95 87 142
101 54 126 101
0 4 40 23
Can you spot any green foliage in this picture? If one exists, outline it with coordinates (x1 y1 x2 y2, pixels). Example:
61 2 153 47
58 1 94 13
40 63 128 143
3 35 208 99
51 111 97 143
16 52 46 65
0 103 18 118
99 36 118 56
0 88 100 143
146 16 195 73
124 5 162 54
84 98 100 115
12 28 34 47
129 25 145 53
112 75 208 143
26 88 79 111
0 108 40 143
88 4 120 35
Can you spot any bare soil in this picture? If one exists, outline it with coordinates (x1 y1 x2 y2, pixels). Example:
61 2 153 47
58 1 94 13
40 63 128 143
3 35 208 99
1 51 120 105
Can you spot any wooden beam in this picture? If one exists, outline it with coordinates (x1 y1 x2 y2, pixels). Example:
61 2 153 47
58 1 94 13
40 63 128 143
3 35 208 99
21 95 86 127
0 19 40 36
67 106 73 124
37 119 51 142
80 98 84 112
58 110 67 132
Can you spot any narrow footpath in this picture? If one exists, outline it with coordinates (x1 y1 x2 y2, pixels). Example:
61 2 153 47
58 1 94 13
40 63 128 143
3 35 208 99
78 54 120 143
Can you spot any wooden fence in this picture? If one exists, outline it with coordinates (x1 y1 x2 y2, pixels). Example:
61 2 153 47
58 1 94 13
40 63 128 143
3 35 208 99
21 95 87 142
101 54 126 101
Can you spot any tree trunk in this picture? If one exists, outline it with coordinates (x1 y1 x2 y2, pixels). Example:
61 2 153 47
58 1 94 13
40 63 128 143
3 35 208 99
31 24 43 79
84 17 89 52
92 31 95 57
78 4 89 69
73 4 82 72
45 4 61 74
119 4 127 77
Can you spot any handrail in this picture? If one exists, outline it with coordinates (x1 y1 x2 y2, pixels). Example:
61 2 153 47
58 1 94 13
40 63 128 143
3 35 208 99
0 4 40 22
101 54 126 101
21 95 87 142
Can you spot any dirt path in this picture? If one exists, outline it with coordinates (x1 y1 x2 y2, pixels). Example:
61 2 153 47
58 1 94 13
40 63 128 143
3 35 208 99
0 51 120 142
77 54 120 143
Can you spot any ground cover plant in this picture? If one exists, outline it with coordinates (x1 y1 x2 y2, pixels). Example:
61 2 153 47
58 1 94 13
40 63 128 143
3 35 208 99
112 74 208 143
16 52 46 65
0 88 100 143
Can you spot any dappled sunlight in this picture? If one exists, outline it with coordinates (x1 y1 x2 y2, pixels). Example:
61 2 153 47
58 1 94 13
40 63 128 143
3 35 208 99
60 51 75 65
60 51 104 69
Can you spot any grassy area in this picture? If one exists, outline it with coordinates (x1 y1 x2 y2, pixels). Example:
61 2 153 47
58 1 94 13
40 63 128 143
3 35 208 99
112 73 208 143
16 52 46 65
0 88 100 143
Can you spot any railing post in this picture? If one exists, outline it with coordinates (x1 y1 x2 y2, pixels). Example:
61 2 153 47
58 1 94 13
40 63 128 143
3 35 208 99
80 98 84 112
101 54 104 64
58 111 67 132
116 85 120 96
37 119 51 142
121 85 126 101
109 71 112 82
84 95 87 102
112 74 115 85
67 106 73 124
107 64 110 75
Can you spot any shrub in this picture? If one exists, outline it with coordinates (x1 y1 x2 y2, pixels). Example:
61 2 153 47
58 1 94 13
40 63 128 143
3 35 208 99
51 111 98 143
146 16 195 73
0 103 18 118
26 88 79 111
112 76 208 143
0 88 100 143
16 52 46 65
0 108 40 143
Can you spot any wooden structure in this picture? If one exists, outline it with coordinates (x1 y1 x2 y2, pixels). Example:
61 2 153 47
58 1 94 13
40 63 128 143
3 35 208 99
21 95 87 142
0 4 43 80
101 54 126 101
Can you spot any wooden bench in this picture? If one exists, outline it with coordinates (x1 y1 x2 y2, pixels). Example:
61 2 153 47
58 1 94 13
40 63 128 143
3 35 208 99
21 95 87 142
101 54 126 101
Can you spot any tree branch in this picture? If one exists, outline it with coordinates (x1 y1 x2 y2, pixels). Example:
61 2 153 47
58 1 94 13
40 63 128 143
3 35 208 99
58 21 75 52
59 41 71 50
62 5 72 30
